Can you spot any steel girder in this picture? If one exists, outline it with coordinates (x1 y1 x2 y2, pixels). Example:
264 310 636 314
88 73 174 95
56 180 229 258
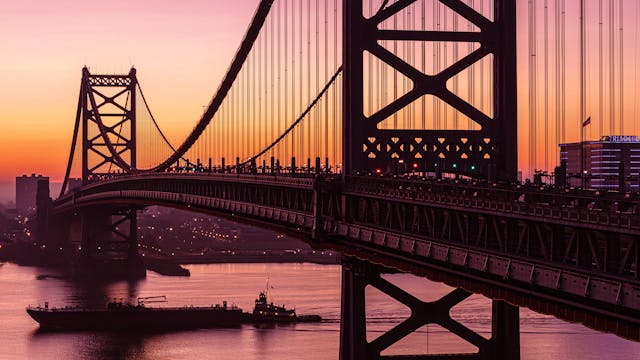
342 193 640 280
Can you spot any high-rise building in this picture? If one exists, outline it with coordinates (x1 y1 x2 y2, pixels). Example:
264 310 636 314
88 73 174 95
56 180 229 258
559 136 640 191
16 174 49 214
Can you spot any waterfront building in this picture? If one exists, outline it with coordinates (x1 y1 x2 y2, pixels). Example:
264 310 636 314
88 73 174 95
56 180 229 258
559 135 640 191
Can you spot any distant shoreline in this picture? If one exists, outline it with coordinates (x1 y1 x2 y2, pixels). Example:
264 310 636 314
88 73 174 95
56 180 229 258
143 253 340 276
0 244 340 279
167 254 339 265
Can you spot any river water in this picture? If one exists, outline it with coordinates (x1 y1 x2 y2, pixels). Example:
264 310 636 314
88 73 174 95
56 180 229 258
0 262 638 359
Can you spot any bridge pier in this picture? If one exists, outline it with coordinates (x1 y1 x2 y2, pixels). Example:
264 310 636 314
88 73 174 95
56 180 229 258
339 257 520 360
69 206 145 279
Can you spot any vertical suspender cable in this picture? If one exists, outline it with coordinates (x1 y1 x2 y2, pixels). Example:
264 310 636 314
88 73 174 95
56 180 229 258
468 0 474 130
332 0 340 172
277 0 282 161
443 6 448 129
258 25 262 158
421 0 426 130
316 0 320 158
619 0 624 134
270 7 275 159
453 6 458 130
379 0 384 130
561 0 566 143
599 0 604 138
249 29 254 163
480 0 485 125
300 0 305 161
635 2 640 136
580 0 586 186
284 0 289 162
324 0 329 161
435 1 440 129
306 0 311 158
291 0 296 159
368 0 373 120
393 12 398 129
241 54 245 160
409 6 414 129
609 0 615 134
528 0 537 176
544 0 549 170
408 6 413 129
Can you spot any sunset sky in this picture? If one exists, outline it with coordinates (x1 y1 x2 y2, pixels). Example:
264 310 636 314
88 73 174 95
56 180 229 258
0 0 260 185
1 0 639 201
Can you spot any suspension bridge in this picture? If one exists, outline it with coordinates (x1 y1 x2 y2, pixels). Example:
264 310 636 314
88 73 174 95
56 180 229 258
34 1 640 359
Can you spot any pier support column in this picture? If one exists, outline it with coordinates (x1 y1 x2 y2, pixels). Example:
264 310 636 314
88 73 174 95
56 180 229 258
339 257 521 360
69 206 145 279
487 300 520 360
340 258 368 360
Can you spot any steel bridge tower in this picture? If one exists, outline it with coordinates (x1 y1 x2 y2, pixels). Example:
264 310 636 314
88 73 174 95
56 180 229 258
81 67 137 183
343 0 517 182
341 1 519 358
66 68 144 278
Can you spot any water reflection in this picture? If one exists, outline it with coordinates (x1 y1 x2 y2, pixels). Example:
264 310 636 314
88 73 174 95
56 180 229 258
30 329 150 360
28 277 149 360
65 278 143 308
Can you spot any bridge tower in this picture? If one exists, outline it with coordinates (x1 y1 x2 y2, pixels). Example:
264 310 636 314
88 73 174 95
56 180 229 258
68 67 144 278
343 0 517 182
341 1 519 358
80 66 137 183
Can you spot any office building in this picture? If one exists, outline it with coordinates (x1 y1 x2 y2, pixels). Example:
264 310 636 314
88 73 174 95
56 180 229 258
559 135 640 191
16 174 49 214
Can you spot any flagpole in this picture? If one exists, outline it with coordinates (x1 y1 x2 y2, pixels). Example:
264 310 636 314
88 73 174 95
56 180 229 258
580 0 586 189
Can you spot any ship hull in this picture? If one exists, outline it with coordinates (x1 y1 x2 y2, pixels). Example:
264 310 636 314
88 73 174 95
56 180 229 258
27 307 242 330
242 312 322 323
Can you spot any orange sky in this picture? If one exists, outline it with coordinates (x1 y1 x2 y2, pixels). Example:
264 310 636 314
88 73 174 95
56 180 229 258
1 0 639 186
0 0 261 183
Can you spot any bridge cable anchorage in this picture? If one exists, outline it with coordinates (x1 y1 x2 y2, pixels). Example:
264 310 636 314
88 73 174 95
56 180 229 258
144 0 275 172
242 66 343 166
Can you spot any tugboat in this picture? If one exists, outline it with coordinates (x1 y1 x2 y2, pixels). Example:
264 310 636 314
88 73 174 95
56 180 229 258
27 296 243 330
244 291 321 323
251 291 296 321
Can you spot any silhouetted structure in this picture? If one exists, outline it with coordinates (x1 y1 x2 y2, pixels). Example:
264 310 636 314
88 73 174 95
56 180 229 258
37 1 640 358
16 174 49 214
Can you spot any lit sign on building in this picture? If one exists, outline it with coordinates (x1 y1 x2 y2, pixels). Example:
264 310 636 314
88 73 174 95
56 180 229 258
600 135 640 143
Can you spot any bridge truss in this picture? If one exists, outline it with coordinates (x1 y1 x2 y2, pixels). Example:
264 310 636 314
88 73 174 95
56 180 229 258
45 0 640 358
